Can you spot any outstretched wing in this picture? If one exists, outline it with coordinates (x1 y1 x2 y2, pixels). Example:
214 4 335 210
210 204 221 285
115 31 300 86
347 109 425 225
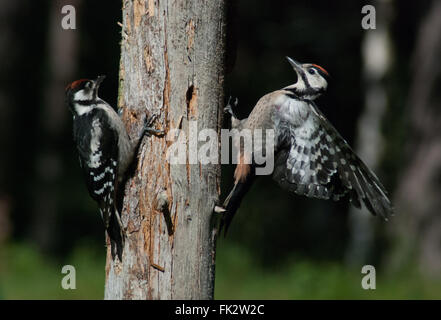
74 109 119 228
273 101 393 219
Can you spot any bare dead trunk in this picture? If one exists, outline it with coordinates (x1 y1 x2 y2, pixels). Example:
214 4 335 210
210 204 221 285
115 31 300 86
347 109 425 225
104 0 226 299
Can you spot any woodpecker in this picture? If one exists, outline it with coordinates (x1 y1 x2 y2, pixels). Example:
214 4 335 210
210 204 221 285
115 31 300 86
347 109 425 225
65 75 163 260
219 57 393 235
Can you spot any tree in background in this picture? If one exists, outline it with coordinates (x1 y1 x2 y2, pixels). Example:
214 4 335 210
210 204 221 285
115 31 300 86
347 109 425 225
389 0 441 276
345 0 393 266
30 0 81 252
0 0 23 246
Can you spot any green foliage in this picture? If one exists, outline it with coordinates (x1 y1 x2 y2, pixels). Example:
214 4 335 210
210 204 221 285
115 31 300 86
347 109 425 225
215 243 441 299
0 243 105 300
1 242 440 299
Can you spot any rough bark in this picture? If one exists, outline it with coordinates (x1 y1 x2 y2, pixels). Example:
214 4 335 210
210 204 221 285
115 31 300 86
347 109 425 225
105 0 226 299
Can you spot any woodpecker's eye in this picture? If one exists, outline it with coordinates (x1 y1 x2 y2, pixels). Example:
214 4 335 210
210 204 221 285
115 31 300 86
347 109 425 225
308 68 316 75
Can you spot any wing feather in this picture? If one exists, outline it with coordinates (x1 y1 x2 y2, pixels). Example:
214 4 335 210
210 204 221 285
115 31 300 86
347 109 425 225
273 100 393 219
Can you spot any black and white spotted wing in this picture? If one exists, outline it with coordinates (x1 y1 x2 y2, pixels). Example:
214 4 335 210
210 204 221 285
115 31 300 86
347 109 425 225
273 101 393 219
73 108 118 228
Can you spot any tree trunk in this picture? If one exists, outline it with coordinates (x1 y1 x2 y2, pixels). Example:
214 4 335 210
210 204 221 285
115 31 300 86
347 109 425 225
105 0 226 299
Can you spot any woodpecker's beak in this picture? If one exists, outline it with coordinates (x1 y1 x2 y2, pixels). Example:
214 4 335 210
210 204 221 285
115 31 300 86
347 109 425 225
286 56 302 74
94 75 106 89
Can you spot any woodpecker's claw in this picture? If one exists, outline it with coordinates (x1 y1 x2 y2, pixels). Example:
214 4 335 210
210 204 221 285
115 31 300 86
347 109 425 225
114 209 128 237
214 205 227 213
146 113 157 124
144 113 165 137
224 96 239 118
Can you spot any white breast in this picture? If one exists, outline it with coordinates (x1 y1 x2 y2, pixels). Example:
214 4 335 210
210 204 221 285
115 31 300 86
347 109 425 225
277 96 310 127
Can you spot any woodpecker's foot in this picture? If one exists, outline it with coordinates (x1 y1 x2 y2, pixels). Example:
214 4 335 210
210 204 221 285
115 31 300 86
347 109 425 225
224 96 239 119
213 206 227 238
143 113 165 137
114 209 128 237
214 205 227 214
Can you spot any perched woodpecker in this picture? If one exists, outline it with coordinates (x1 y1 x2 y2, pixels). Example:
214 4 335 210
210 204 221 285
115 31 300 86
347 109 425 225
219 57 393 235
65 75 163 260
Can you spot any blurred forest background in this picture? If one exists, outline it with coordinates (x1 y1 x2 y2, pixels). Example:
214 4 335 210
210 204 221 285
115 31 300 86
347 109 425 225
1 0 441 299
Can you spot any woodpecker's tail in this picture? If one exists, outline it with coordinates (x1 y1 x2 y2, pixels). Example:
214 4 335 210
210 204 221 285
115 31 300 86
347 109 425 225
101 206 124 262
107 211 124 261
219 170 255 236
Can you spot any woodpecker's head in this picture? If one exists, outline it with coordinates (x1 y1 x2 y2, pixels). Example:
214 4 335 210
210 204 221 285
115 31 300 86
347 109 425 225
284 57 329 100
65 75 106 112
